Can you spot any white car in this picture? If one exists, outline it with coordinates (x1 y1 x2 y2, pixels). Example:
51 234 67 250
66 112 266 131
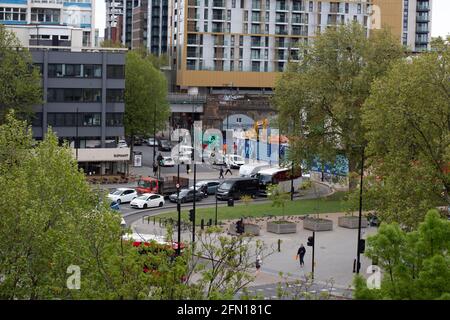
130 193 165 209
117 140 128 148
160 156 175 167
107 188 137 204
147 137 157 146
225 154 245 168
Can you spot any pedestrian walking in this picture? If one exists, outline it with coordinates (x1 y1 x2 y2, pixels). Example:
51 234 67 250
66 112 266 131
296 244 306 267
255 255 262 274
225 163 232 176
233 142 237 155
219 167 224 179
152 163 158 176
186 163 190 174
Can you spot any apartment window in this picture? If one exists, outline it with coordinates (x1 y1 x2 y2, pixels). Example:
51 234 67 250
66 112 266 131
83 64 102 78
230 60 234 71
106 89 125 103
204 22 208 32
227 22 231 32
357 3 361 14
106 113 124 126
239 35 243 46
318 1 321 12
204 9 208 19
265 36 269 46
244 23 248 33
265 11 269 21
227 9 231 21
0 7 27 22
264 61 268 72
239 48 243 58
244 10 248 21
309 1 313 12
232 0 236 8
231 34 235 45
230 47 234 58
345 2 349 14
205 0 208 6
240 0 244 8
265 24 269 33
251 61 260 72
265 0 270 9
31 8 60 23
238 61 243 71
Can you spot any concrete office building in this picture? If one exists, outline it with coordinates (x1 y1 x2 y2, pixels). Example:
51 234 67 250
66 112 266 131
30 47 129 175
0 0 96 47
372 0 432 52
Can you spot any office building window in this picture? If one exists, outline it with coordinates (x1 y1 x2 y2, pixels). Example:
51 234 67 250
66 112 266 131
78 113 101 126
83 64 102 78
31 8 60 23
47 113 78 127
47 88 102 103
106 89 125 103
48 64 102 78
107 65 125 78
106 113 124 126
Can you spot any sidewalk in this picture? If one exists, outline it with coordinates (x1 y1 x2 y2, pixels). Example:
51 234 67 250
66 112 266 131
131 211 375 289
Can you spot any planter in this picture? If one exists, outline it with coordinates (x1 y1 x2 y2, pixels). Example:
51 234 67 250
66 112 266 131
267 221 297 234
338 216 367 229
303 218 333 231
228 223 260 236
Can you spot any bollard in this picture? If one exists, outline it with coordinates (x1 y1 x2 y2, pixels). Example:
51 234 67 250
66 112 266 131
201 219 204 230
153 217 156 225
278 239 281 252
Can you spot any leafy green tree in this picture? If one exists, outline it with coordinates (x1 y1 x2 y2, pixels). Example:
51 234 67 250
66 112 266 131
100 39 126 48
274 23 404 188
361 40 450 228
124 50 170 150
0 25 42 123
354 210 450 300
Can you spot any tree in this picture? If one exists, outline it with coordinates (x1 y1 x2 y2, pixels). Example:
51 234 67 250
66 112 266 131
273 23 404 188
124 50 170 152
354 210 450 300
100 39 126 48
361 40 450 228
0 25 42 123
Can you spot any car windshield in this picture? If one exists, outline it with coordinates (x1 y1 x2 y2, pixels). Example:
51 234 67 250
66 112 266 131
138 180 151 188
165 157 173 161
111 190 123 195
219 182 233 190
161 140 169 145
258 174 272 184
136 195 149 200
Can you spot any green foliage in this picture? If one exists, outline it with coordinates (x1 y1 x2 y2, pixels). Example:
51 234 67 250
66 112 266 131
267 184 290 216
0 25 42 123
240 194 253 206
362 41 450 229
124 51 170 142
274 22 404 186
354 210 450 300
100 39 126 48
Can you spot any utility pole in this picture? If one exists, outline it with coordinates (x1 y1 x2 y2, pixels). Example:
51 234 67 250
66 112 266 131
215 193 218 225
153 105 156 166
176 135 181 255
312 231 315 279
356 146 365 274
192 162 196 244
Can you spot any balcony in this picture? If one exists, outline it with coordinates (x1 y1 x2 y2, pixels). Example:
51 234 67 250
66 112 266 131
212 14 225 20
275 28 288 35
292 17 308 24
276 17 288 23
275 41 287 48
292 4 305 11
212 27 224 33
251 26 262 34
415 35 428 44
416 2 430 11
212 0 225 7
252 2 261 10
416 26 429 33
416 14 429 22
251 40 262 47
276 3 288 11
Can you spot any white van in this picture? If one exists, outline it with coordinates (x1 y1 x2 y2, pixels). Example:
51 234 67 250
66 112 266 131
225 154 245 168
239 163 271 177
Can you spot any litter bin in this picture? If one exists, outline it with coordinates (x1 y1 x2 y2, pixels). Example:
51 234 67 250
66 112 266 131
227 198 234 207
133 151 142 167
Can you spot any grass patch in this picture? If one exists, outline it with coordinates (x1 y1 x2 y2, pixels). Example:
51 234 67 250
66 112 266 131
157 192 350 224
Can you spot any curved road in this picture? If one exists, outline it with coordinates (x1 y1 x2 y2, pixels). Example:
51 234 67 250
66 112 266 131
122 182 332 226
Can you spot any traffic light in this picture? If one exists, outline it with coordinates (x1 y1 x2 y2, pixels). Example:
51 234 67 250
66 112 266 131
307 236 314 247
358 239 366 254
189 209 195 222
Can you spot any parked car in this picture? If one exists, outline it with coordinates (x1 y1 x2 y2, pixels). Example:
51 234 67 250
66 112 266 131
160 156 175 167
158 139 172 151
190 180 221 196
146 137 158 146
107 188 138 204
169 189 205 203
130 193 165 209
216 178 260 200
225 154 245 169
134 136 144 146
117 140 128 148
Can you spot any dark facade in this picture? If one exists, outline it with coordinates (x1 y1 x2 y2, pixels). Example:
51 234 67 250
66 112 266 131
30 48 128 175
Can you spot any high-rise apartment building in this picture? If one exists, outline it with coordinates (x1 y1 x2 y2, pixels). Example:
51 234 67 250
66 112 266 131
105 0 168 54
169 0 371 90
0 0 96 47
372 0 432 52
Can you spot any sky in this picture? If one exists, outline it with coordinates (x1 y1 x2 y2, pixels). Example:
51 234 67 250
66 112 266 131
95 0 450 39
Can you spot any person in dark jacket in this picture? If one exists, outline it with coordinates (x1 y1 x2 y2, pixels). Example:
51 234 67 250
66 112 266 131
219 167 224 179
297 244 306 267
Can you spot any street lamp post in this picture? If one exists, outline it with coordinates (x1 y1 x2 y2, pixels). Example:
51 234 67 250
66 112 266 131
356 145 365 274
153 105 156 165
176 136 181 255
192 161 196 244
